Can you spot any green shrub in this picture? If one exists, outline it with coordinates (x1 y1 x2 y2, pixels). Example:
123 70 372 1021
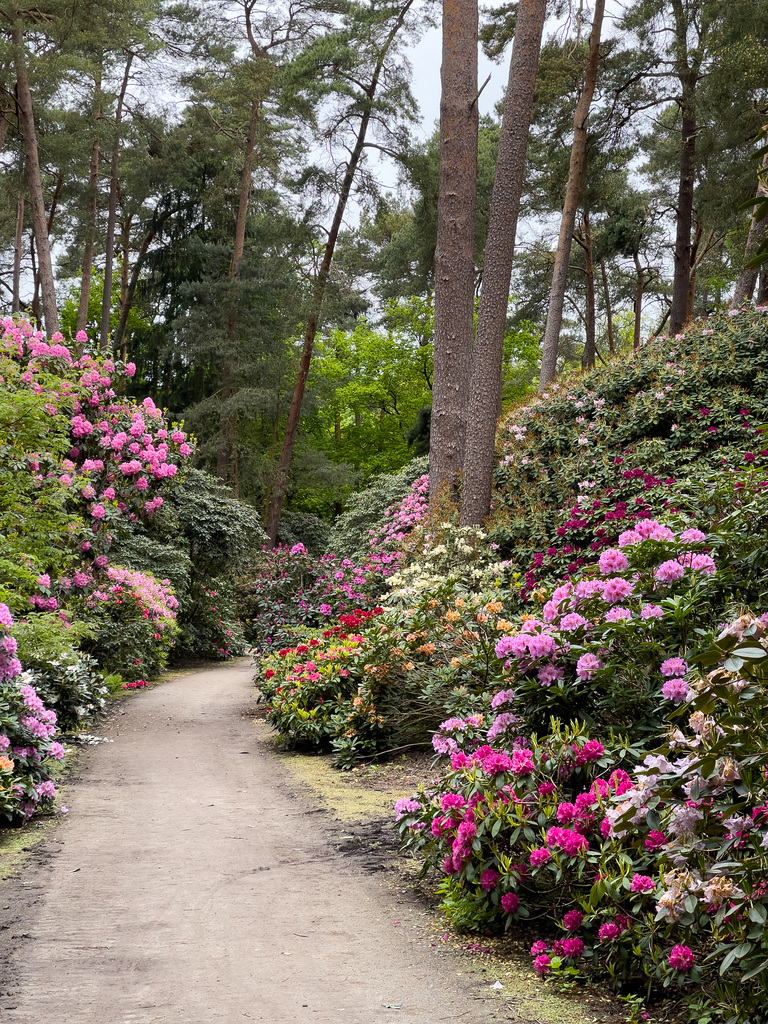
25 655 109 733
490 308 768 569
328 455 428 562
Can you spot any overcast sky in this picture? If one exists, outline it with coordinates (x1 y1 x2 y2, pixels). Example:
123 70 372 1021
408 24 507 139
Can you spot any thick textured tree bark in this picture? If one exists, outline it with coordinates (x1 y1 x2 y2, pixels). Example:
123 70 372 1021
460 0 546 527
757 269 768 305
77 77 102 336
581 210 596 369
600 258 614 355
669 78 696 333
685 220 701 321
263 3 414 545
538 0 605 392
12 24 58 335
0 94 11 154
429 0 478 501
31 174 61 324
12 193 24 314
217 100 260 490
733 151 768 306
100 55 133 352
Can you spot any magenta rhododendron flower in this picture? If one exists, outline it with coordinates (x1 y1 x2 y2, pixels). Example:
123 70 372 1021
668 945 695 971
530 940 547 956
598 922 621 942
509 748 535 776
529 847 551 867
546 827 587 856
644 830 667 851
563 910 584 931
480 868 499 891
630 874 656 894
561 937 584 959
533 954 552 975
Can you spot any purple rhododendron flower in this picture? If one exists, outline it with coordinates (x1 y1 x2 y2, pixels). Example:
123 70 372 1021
661 677 691 703
660 657 688 677
576 653 603 680
655 559 685 583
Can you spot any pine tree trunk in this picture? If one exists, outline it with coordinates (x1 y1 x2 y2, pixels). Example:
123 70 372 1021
538 0 605 392
733 151 768 307
12 24 58 335
113 217 163 355
757 268 768 305
12 193 24 314
100 55 133 352
77 75 102 336
460 0 546 527
600 258 614 355
218 100 260 488
633 252 644 351
429 0 478 501
263 3 413 545
581 209 596 369
0 95 11 154
669 73 696 334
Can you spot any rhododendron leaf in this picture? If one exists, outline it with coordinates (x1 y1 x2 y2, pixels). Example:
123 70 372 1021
720 948 739 975
748 904 767 924
740 958 768 981
732 646 766 659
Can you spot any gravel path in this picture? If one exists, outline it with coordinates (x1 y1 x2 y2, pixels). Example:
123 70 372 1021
0 660 503 1024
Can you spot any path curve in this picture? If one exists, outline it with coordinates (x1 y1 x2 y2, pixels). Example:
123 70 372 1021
0 661 501 1024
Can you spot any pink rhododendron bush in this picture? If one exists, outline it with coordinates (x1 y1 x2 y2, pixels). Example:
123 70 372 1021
492 517 724 737
0 604 65 825
395 613 768 1023
388 486 768 1021
0 316 192 681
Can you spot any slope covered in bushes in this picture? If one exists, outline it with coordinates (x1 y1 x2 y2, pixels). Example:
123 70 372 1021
489 307 768 581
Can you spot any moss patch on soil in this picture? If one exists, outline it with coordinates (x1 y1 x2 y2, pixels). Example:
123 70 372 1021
274 747 411 820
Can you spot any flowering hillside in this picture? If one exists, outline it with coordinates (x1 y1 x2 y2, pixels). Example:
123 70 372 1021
253 305 768 1022
489 306 768 589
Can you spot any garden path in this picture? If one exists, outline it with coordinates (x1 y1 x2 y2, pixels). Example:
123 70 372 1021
0 660 505 1024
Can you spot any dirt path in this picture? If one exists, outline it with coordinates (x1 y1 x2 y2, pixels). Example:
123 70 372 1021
0 660 511 1024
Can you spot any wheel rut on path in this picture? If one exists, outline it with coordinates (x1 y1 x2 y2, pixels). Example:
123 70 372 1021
0 661 510 1024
